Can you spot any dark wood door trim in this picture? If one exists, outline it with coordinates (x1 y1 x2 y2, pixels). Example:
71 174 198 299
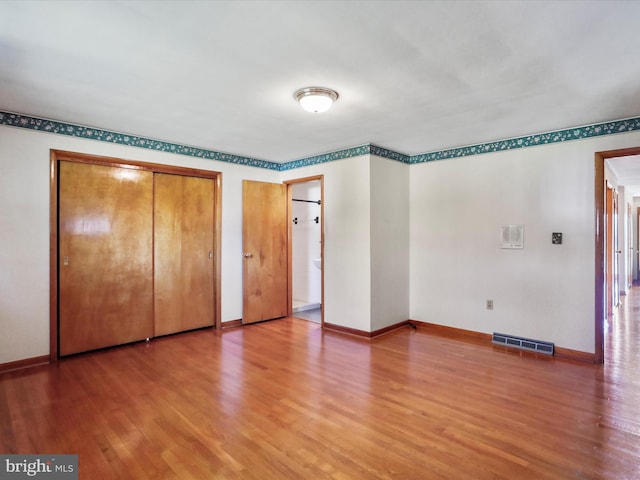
50 149 222 361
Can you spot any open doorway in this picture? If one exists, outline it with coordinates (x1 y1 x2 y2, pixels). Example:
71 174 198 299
595 147 640 363
286 176 323 324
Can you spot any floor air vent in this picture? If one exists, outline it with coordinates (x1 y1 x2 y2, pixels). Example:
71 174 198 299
492 332 554 355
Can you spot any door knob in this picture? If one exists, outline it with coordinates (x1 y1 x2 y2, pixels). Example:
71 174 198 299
243 253 253 258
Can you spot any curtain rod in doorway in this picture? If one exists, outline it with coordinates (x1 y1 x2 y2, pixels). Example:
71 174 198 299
292 198 321 205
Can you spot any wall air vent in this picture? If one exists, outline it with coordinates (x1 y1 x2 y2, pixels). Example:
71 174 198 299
492 332 554 355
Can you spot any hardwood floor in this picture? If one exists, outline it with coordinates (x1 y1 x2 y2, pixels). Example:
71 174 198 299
2 296 640 479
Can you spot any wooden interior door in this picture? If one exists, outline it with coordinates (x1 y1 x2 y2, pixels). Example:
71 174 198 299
242 180 287 324
59 161 154 356
154 173 215 336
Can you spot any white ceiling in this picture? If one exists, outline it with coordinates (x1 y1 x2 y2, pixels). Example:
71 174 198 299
1 1 640 163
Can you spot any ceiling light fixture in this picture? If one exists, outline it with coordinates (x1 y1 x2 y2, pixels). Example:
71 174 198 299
294 87 339 113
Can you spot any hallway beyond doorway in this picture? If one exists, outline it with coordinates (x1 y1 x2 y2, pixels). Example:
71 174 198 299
605 284 640 368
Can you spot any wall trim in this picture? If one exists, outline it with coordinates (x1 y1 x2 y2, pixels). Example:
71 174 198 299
221 319 243 329
370 145 411 164
0 111 281 170
371 320 412 338
554 347 596 364
279 145 372 170
0 355 50 374
410 117 640 164
413 321 492 341
411 320 595 364
323 322 372 338
323 320 412 339
3 110 640 171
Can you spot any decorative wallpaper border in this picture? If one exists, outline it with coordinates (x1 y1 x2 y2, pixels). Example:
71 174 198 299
2 110 640 171
279 144 409 170
370 145 411 164
0 111 281 171
279 144 372 171
409 117 640 164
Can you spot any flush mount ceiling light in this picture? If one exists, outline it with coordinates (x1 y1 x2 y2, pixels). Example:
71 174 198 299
294 87 339 113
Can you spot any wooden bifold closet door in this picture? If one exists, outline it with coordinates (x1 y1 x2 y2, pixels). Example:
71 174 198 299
58 160 216 356
59 161 154 356
154 173 215 336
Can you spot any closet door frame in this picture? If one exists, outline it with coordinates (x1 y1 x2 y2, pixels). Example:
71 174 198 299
49 149 222 361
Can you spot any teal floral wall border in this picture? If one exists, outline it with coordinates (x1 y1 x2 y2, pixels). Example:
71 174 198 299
279 144 371 171
284 116 640 167
370 145 411 164
0 111 281 171
2 110 640 171
409 116 640 164
279 145 409 170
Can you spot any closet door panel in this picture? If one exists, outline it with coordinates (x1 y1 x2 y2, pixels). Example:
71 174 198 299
58 161 154 356
154 174 215 336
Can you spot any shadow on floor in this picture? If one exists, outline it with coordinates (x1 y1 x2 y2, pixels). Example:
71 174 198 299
293 307 321 323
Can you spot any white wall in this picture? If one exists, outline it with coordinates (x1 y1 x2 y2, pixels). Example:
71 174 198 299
291 181 322 306
0 126 278 364
410 131 640 354
3 122 640 363
281 156 372 332
370 155 410 330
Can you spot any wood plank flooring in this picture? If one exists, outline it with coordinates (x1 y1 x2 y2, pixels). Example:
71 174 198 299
2 295 640 479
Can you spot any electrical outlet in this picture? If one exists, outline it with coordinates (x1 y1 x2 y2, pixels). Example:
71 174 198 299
486 299 494 310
